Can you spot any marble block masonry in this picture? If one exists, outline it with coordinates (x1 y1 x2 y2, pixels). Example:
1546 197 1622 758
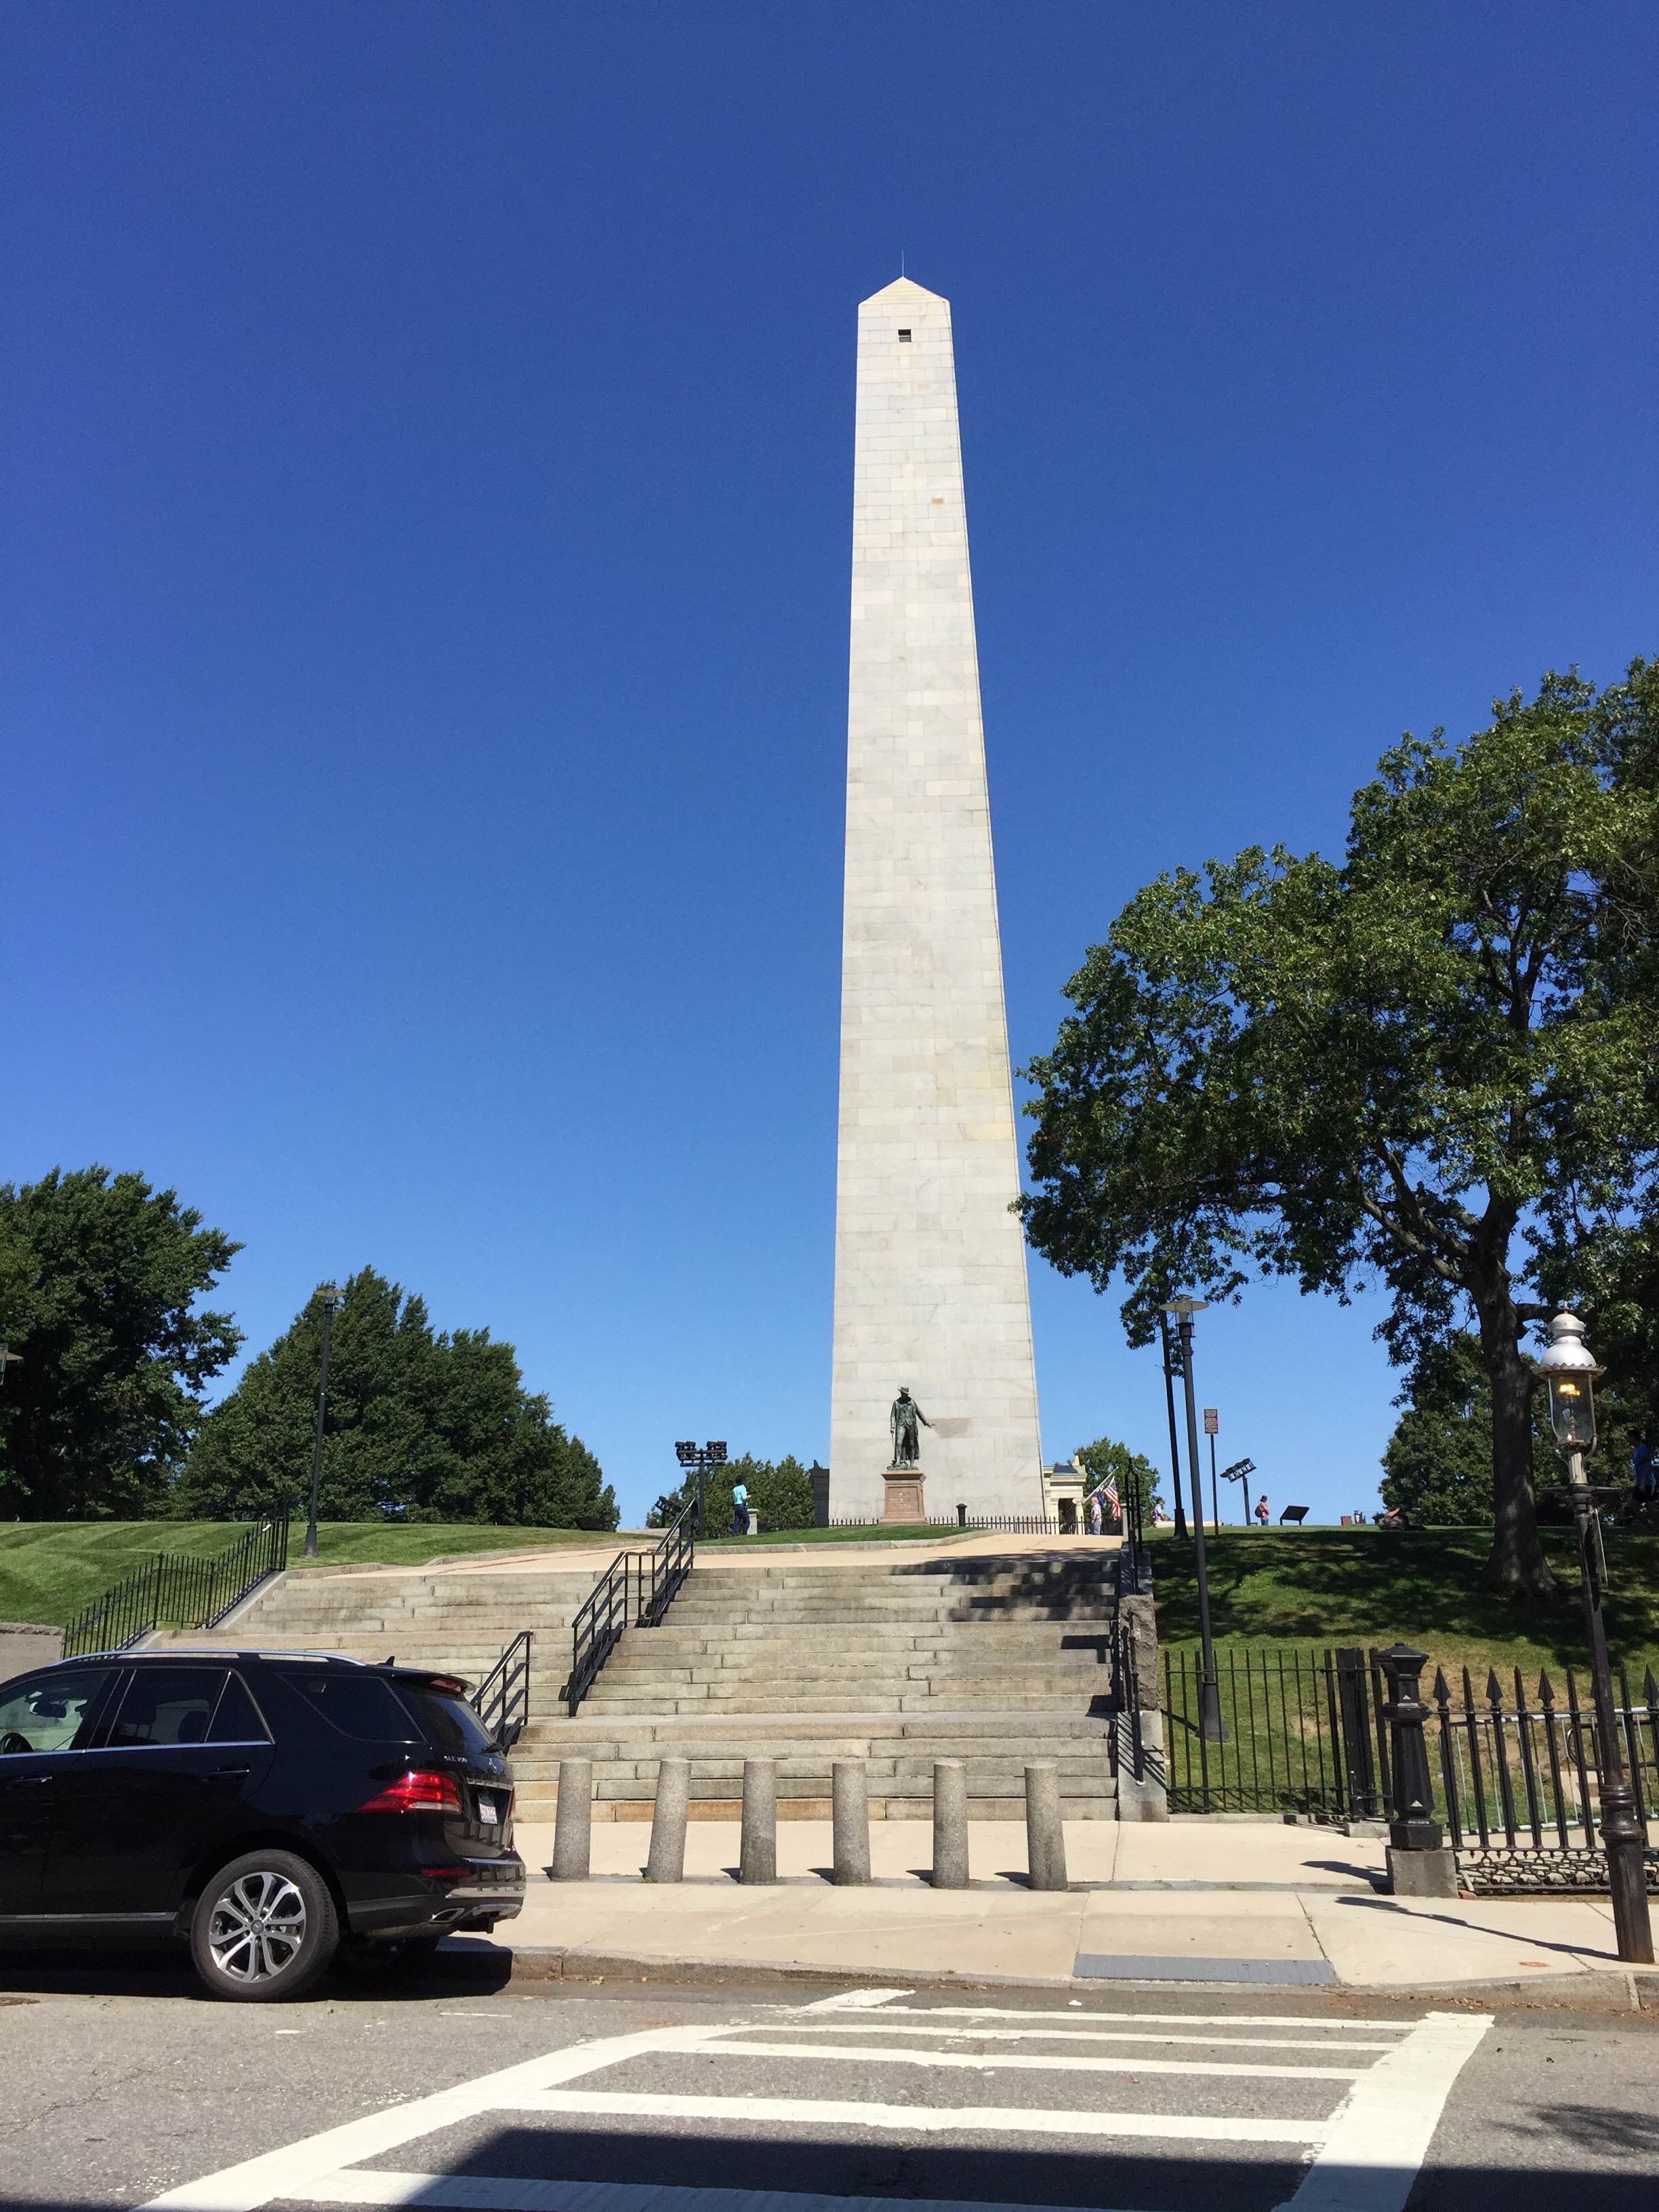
829 277 1044 1523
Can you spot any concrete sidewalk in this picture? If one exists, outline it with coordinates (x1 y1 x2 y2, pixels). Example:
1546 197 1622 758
503 1816 1651 1999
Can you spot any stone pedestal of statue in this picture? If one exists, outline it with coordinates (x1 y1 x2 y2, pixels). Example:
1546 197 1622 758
882 1468 926 1525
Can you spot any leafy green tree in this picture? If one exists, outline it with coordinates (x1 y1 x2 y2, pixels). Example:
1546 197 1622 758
648 1452 814 1532
1021 662 1659 1597
176 1268 615 1528
1382 1332 1645 1524
1076 1436 1163 1521
0 1168 242 1518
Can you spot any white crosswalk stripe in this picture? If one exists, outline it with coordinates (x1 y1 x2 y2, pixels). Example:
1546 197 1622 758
144 1990 1492 2212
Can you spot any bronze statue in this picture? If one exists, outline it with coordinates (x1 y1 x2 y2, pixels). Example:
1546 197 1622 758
889 1386 933 1469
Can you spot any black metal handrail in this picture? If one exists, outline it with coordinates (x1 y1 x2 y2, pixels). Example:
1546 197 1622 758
565 1498 697 1715
1112 1614 1145 1783
61 1507 291 1660
473 1629 533 1748
638 1496 695 1625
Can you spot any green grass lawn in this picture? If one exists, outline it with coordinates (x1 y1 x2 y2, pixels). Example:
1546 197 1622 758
0 1520 625 1629
1149 1526 1659 1681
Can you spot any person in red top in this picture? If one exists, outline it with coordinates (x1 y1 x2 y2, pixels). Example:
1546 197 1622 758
1254 1494 1270 1526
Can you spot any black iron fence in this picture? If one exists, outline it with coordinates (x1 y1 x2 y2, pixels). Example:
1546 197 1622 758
473 1629 533 1749
1162 1639 1659 1893
1162 1643 1358 1818
565 1499 697 1715
1433 1663 1659 1893
61 1509 291 1660
825 1512 1130 1537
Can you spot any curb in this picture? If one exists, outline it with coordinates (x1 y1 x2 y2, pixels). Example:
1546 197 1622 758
480 1942 1659 2016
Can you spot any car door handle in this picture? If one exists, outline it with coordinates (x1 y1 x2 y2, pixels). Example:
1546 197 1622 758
212 1766 251 1778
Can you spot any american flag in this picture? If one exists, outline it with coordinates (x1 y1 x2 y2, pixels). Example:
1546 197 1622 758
1089 1477 1119 1519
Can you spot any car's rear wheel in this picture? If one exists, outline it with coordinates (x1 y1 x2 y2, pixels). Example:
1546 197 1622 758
189 1850 338 2002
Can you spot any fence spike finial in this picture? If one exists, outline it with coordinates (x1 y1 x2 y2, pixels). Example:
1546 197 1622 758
1486 1666 1503 1707
1645 1666 1659 1709
1433 1665 1449 1700
1538 1668 1555 1706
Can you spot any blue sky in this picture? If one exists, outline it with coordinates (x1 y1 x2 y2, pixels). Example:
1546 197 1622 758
5 4 1655 1527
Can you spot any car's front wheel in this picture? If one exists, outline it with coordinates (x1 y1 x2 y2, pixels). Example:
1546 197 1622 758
189 1850 338 2002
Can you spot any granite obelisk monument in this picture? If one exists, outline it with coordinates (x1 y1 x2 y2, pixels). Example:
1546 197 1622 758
829 277 1044 1523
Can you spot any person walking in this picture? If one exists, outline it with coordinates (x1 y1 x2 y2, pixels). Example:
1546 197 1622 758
1254 1493 1270 1527
730 1479 750 1536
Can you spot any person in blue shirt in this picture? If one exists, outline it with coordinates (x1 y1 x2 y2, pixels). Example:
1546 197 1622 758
730 1480 750 1536
1632 1435 1655 1504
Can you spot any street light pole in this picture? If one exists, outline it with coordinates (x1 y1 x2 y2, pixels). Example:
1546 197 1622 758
1158 1313 1189 1539
1204 1408 1220 1530
674 1440 727 1538
1168 1297 1226 1742
304 1282 343 1562
1534 1312 1653 1964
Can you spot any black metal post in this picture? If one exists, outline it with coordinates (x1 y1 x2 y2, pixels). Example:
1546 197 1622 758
1378 1644 1442 1849
1158 1313 1189 1540
303 1293 337 1561
1565 1456 1654 1963
1208 1430 1219 1531
1174 1307 1225 1741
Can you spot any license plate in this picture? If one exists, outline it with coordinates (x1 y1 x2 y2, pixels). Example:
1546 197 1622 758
476 1793 502 1826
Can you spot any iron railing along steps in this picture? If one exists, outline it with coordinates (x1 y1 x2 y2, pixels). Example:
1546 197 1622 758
61 1509 291 1660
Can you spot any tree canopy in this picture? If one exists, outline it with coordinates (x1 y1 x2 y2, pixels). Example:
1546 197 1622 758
1075 1435 1163 1519
176 1268 615 1528
648 1453 815 1532
1021 661 1659 1597
0 1167 243 1519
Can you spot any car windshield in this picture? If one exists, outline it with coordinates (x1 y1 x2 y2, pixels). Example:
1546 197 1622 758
0 1669 113 1754
397 1686 495 1759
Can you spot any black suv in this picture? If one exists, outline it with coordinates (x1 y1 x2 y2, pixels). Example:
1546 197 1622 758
0 1650 525 2000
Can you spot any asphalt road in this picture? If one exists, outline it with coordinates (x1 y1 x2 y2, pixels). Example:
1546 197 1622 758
0 1946 1655 2212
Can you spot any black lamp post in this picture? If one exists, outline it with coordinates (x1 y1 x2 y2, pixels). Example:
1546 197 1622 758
303 1282 343 1562
1220 1455 1256 1526
674 1439 727 1536
1167 1296 1226 1742
1534 1311 1653 1964
1204 1407 1220 1530
1158 1313 1189 1539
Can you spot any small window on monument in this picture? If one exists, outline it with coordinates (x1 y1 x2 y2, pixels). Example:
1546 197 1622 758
897 329 912 341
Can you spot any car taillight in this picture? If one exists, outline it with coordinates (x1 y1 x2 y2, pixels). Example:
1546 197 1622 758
357 1769 464 1815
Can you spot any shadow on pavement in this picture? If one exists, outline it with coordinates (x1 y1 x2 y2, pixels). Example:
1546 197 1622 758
0 1940 513 2004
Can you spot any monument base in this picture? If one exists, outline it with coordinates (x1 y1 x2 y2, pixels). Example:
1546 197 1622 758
882 1468 926 1525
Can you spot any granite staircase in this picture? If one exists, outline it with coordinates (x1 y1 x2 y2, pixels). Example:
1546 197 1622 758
510 1551 1120 1822
142 1555 612 1702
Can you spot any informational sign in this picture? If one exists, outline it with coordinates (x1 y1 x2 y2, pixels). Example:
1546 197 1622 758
1203 1407 1218 1435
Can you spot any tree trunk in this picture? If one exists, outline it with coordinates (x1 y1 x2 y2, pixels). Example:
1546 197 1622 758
1479 1320 1556 1597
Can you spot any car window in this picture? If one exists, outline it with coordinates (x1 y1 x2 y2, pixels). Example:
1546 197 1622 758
274 1671 419 1742
207 1673 270 1744
0 1669 114 1755
397 1687 495 1758
106 1668 229 1748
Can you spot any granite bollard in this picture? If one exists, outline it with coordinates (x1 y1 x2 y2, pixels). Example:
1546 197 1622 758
932 1759 970 1889
646 1755 690 1883
550 1757 592 1881
740 1757 778 1884
832 1759 872 1885
1025 1761 1067 1891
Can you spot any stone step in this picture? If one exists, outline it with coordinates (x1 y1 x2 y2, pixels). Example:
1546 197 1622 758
515 1711 1111 1748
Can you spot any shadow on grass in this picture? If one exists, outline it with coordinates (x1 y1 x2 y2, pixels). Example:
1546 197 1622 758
1149 1528 1659 1672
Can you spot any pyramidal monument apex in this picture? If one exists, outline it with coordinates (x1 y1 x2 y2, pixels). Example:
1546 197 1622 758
829 276 1044 1523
